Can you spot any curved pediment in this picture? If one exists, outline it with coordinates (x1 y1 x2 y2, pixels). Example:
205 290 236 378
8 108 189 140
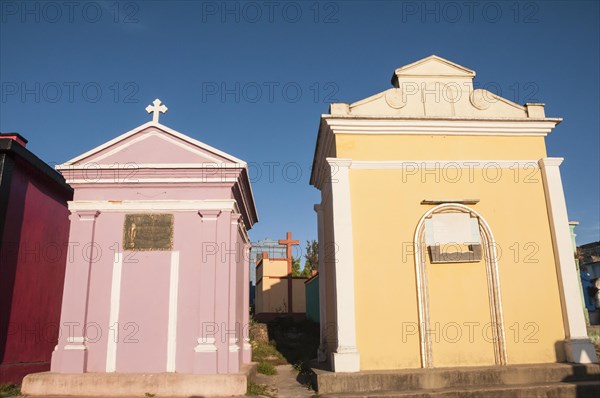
332 55 547 119
345 87 528 118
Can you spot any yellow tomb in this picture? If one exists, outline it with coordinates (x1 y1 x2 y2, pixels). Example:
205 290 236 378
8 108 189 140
255 255 307 321
309 55 597 372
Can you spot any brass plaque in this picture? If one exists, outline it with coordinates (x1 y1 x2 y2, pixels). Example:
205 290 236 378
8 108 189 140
123 214 174 251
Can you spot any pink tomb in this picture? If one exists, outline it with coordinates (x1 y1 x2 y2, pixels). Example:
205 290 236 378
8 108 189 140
50 100 258 375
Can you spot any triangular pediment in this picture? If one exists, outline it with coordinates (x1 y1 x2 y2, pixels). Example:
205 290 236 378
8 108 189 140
393 55 475 79
59 122 245 168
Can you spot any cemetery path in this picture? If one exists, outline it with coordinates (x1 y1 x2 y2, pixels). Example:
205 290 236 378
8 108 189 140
253 364 314 397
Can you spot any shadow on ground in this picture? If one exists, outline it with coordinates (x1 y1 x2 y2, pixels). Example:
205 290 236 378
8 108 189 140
265 317 320 366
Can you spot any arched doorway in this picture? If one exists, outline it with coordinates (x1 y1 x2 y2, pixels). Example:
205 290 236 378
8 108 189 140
413 203 507 368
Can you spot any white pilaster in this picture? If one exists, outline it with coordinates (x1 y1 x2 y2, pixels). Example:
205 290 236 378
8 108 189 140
326 158 360 372
314 203 328 362
539 158 597 363
106 252 123 372
166 251 180 372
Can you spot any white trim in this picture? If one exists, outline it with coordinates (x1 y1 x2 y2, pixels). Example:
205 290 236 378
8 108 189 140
59 121 246 166
394 55 476 77
166 251 180 372
323 118 559 136
413 204 507 367
309 117 557 187
477 210 507 366
322 115 562 122
350 160 540 170
228 338 240 352
79 131 228 165
106 252 123 372
65 336 86 351
243 338 252 353
330 130 548 137
326 158 360 372
68 200 239 213
64 177 239 184
538 158 597 363
539 157 564 167
64 345 86 351
59 163 247 170
326 158 353 168
194 337 218 353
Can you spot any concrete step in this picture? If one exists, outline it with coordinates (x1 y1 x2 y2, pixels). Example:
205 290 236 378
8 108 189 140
319 380 600 398
312 363 600 395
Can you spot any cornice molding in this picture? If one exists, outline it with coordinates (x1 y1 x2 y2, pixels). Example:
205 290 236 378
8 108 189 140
310 115 559 190
57 163 247 171
64 177 239 184
68 199 239 213
539 157 564 168
323 117 560 136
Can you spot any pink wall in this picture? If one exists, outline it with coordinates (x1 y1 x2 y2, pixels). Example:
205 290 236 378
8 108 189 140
50 124 255 375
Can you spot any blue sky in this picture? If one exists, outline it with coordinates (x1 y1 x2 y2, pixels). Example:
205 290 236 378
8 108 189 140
1 0 599 254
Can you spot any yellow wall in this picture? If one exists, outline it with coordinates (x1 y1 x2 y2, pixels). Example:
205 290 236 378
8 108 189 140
260 258 288 277
335 135 547 161
335 134 564 370
292 279 307 313
427 257 496 366
255 258 307 314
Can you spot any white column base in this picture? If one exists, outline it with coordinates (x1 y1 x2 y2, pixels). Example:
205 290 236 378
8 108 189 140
331 350 360 372
564 338 598 364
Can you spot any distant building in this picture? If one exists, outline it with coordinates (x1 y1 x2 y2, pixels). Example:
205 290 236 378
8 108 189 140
0 133 73 384
249 238 286 285
578 241 600 324
254 253 307 322
579 241 600 279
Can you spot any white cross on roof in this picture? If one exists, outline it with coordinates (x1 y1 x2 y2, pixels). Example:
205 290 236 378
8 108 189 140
145 98 168 123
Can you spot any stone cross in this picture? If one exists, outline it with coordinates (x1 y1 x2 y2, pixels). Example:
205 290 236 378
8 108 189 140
279 231 299 313
146 99 168 123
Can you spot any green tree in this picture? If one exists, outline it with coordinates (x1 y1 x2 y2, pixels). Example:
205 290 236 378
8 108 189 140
291 256 302 277
302 240 318 277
